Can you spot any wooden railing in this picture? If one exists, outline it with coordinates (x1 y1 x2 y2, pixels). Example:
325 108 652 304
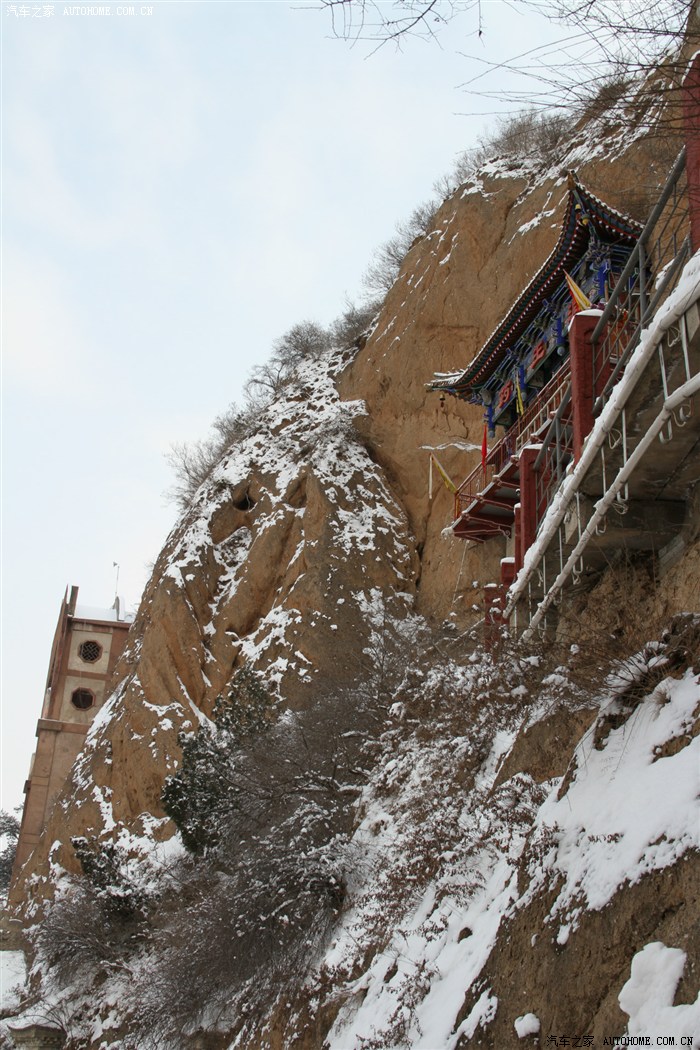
454 361 572 519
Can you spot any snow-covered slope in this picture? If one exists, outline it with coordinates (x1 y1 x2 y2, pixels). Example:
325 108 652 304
4 64 699 1050
315 639 700 1048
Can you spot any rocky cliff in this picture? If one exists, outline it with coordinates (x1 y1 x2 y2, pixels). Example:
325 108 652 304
4 67 700 1050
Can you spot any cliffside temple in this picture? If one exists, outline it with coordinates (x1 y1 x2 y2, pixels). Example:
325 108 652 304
3 35 700 1050
429 174 643 422
428 57 700 642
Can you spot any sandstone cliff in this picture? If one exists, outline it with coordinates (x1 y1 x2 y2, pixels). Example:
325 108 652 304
4 69 699 1050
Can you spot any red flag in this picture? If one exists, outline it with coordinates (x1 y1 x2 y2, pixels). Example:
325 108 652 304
481 424 488 471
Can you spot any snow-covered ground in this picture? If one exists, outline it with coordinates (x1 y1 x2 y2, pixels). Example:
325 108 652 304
621 941 700 1043
7 636 697 1049
6 83 699 1047
318 647 700 1049
0 950 26 1015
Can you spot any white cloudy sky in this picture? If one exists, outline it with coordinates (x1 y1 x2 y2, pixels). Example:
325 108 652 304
1 0 577 811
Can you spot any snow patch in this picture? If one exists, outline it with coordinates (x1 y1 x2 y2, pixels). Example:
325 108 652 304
0 951 26 1013
619 941 700 1043
514 1012 540 1038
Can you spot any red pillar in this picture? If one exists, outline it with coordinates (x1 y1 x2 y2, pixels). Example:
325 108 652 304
500 556 516 589
683 53 700 254
513 502 523 573
569 310 603 462
519 445 540 559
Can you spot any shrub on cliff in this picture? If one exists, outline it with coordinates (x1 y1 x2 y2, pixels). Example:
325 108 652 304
35 881 121 985
0 809 20 896
70 837 154 921
36 838 159 988
136 800 348 1044
161 663 377 863
165 300 378 511
161 665 275 854
434 107 569 196
142 673 384 1043
331 296 380 347
362 200 438 297
244 320 333 401
273 319 332 363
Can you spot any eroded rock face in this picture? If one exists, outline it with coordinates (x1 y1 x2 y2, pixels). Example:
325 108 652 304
337 121 678 622
15 347 421 891
16 110 681 891
10 80 698 1050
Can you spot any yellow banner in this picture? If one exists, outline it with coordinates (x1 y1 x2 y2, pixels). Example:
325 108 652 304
430 453 457 494
564 270 592 311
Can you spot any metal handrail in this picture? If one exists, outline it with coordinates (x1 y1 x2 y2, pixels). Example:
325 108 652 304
454 147 692 541
533 391 574 526
591 147 687 346
591 146 690 406
503 139 699 637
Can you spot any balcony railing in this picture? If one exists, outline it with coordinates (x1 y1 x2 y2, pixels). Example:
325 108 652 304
453 146 693 544
529 148 693 543
454 361 571 519
533 390 573 525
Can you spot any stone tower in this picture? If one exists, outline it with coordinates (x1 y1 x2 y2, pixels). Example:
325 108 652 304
9 586 132 895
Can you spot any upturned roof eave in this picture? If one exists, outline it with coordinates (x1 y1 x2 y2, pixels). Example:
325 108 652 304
429 175 643 400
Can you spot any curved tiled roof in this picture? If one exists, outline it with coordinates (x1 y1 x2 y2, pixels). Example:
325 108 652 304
430 173 643 400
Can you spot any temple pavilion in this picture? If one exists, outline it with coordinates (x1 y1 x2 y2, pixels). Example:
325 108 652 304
429 173 643 547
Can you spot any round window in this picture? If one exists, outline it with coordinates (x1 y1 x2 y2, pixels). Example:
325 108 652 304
78 640 102 663
71 688 94 711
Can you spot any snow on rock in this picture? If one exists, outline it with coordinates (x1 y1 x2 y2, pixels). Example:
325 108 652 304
522 668 700 928
10 337 420 926
453 989 498 1044
316 645 700 1049
514 1012 541 1038
321 652 555 1048
619 942 700 1044
157 343 417 702
9 69 698 1049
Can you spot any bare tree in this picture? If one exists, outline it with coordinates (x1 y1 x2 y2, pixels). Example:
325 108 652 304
273 319 331 363
362 200 438 297
313 0 698 121
331 296 380 346
315 0 480 49
457 0 697 120
315 0 694 57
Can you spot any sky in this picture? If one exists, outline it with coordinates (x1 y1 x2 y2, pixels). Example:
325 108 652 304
0 0 575 813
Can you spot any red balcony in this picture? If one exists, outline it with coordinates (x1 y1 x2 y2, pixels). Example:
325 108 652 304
453 362 572 541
